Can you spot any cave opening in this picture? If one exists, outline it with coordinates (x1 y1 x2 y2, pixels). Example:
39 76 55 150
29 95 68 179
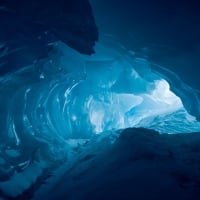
1 41 200 149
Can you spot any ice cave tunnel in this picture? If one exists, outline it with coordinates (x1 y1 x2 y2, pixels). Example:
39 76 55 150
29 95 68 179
1 40 200 199
1 0 200 199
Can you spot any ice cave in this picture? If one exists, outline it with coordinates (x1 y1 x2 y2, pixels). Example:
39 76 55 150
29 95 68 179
0 0 200 199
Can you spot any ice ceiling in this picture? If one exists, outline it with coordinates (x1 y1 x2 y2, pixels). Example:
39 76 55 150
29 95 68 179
1 41 200 169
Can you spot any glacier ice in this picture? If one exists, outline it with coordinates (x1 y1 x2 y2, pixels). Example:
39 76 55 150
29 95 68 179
1 0 200 199
1 39 200 197
1 41 200 146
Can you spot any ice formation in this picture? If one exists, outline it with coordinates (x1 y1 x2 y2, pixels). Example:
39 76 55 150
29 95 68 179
1 1 200 199
1 40 200 153
1 37 200 198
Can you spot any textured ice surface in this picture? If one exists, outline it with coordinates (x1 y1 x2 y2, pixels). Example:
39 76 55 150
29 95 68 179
1 40 200 198
34 128 200 200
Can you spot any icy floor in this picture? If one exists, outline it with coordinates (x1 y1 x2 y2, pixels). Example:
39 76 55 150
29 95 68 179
34 128 200 200
1 128 200 199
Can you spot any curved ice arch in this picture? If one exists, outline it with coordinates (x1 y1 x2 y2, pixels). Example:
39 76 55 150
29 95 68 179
60 42 200 134
150 63 200 121
0 41 200 174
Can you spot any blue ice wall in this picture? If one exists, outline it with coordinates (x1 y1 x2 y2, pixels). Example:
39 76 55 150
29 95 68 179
1 1 200 199
90 0 200 120
1 40 200 184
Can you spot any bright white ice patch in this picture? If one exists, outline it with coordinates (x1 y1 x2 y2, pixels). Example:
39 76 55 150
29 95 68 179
87 80 183 134
59 43 200 135
150 79 182 107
